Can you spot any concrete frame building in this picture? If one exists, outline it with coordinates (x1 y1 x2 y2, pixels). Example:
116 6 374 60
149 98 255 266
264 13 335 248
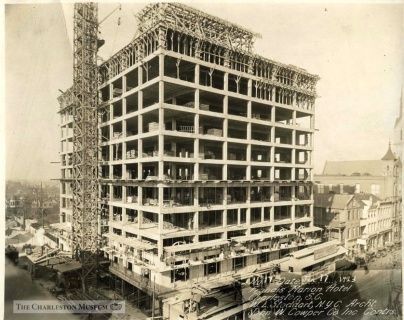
58 108 74 252
56 3 344 319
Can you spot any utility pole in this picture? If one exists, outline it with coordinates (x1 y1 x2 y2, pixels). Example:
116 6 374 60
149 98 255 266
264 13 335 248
40 182 44 229
152 274 156 319
32 183 45 229
22 200 26 230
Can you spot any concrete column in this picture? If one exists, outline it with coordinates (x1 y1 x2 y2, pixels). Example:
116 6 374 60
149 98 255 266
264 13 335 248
270 146 275 181
195 64 200 85
157 238 164 265
310 115 315 130
247 101 252 119
170 117 177 132
194 108 200 180
158 54 165 180
310 204 314 227
171 163 177 179
291 206 295 231
247 115 252 180
224 72 229 92
158 121 164 179
194 186 199 207
138 63 143 88
123 75 127 93
271 87 276 103
137 60 144 179
194 209 199 232
223 110 228 180
122 185 127 204
138 210 143 233
292 92 297 108
122 120 127 146
158 186 164 207
247 79 252 97
292 131 296 160
137 64 144 200
246 208 251 235
137 186 142 205
137 139 143 180
194 64 200 180
170 140 176 157
194 138 199 180
122 96 127 115
109 83 113 104
246 143 251 180
291 168 296 182
223 206 228 227
157 198 164 256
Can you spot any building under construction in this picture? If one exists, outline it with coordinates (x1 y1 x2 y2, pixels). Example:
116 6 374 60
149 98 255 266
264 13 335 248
56 3 346 319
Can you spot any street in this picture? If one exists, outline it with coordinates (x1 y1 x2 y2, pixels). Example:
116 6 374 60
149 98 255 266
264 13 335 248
338 248 402 320
252 248 402 320
4 258 79 320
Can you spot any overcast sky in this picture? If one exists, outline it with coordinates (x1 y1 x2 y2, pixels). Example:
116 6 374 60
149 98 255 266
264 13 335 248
5 2 403 181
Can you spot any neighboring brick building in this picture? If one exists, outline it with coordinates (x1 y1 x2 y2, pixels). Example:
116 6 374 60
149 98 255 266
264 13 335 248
314 193 363 254
356 195 394 253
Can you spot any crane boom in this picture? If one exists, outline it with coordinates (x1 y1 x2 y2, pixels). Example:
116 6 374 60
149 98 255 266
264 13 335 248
72 3 99 293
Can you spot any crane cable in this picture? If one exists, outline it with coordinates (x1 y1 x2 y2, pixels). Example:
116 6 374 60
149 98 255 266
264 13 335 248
108 9 123 58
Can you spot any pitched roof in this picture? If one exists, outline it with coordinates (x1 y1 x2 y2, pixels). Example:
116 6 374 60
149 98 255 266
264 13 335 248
314 194 354 209
353 193 381 203
381 143 396 161
353 193 381 208
322 160 386 176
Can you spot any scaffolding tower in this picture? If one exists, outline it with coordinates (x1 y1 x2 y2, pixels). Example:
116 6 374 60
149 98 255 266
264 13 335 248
71 3 99 292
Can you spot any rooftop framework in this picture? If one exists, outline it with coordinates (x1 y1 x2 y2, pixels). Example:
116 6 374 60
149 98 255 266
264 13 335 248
96 3 319 99
136 2 259 53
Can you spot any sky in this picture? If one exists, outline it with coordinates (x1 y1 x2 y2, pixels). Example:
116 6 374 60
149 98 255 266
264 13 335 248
4 2 403 181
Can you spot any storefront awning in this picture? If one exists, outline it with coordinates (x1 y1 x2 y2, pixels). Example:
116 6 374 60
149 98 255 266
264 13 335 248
297 226 322 233
164 239 229 253
232 230 296 243
104 232 156 251
286 246 347 271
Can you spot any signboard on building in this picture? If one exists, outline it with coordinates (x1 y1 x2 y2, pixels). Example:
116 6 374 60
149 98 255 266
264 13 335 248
301 262 336 284
313 244 338 260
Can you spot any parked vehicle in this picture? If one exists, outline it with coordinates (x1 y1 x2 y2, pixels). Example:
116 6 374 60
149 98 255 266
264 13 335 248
5 245 19 264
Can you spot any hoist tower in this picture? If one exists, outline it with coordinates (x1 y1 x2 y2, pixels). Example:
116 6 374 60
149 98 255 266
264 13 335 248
71 3 99 292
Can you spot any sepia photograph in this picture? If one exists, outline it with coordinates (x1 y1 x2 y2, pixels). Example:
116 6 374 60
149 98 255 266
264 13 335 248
3 1 403 319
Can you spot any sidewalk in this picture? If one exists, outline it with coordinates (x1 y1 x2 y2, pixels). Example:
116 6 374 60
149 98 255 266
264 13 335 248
367 247 402 270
